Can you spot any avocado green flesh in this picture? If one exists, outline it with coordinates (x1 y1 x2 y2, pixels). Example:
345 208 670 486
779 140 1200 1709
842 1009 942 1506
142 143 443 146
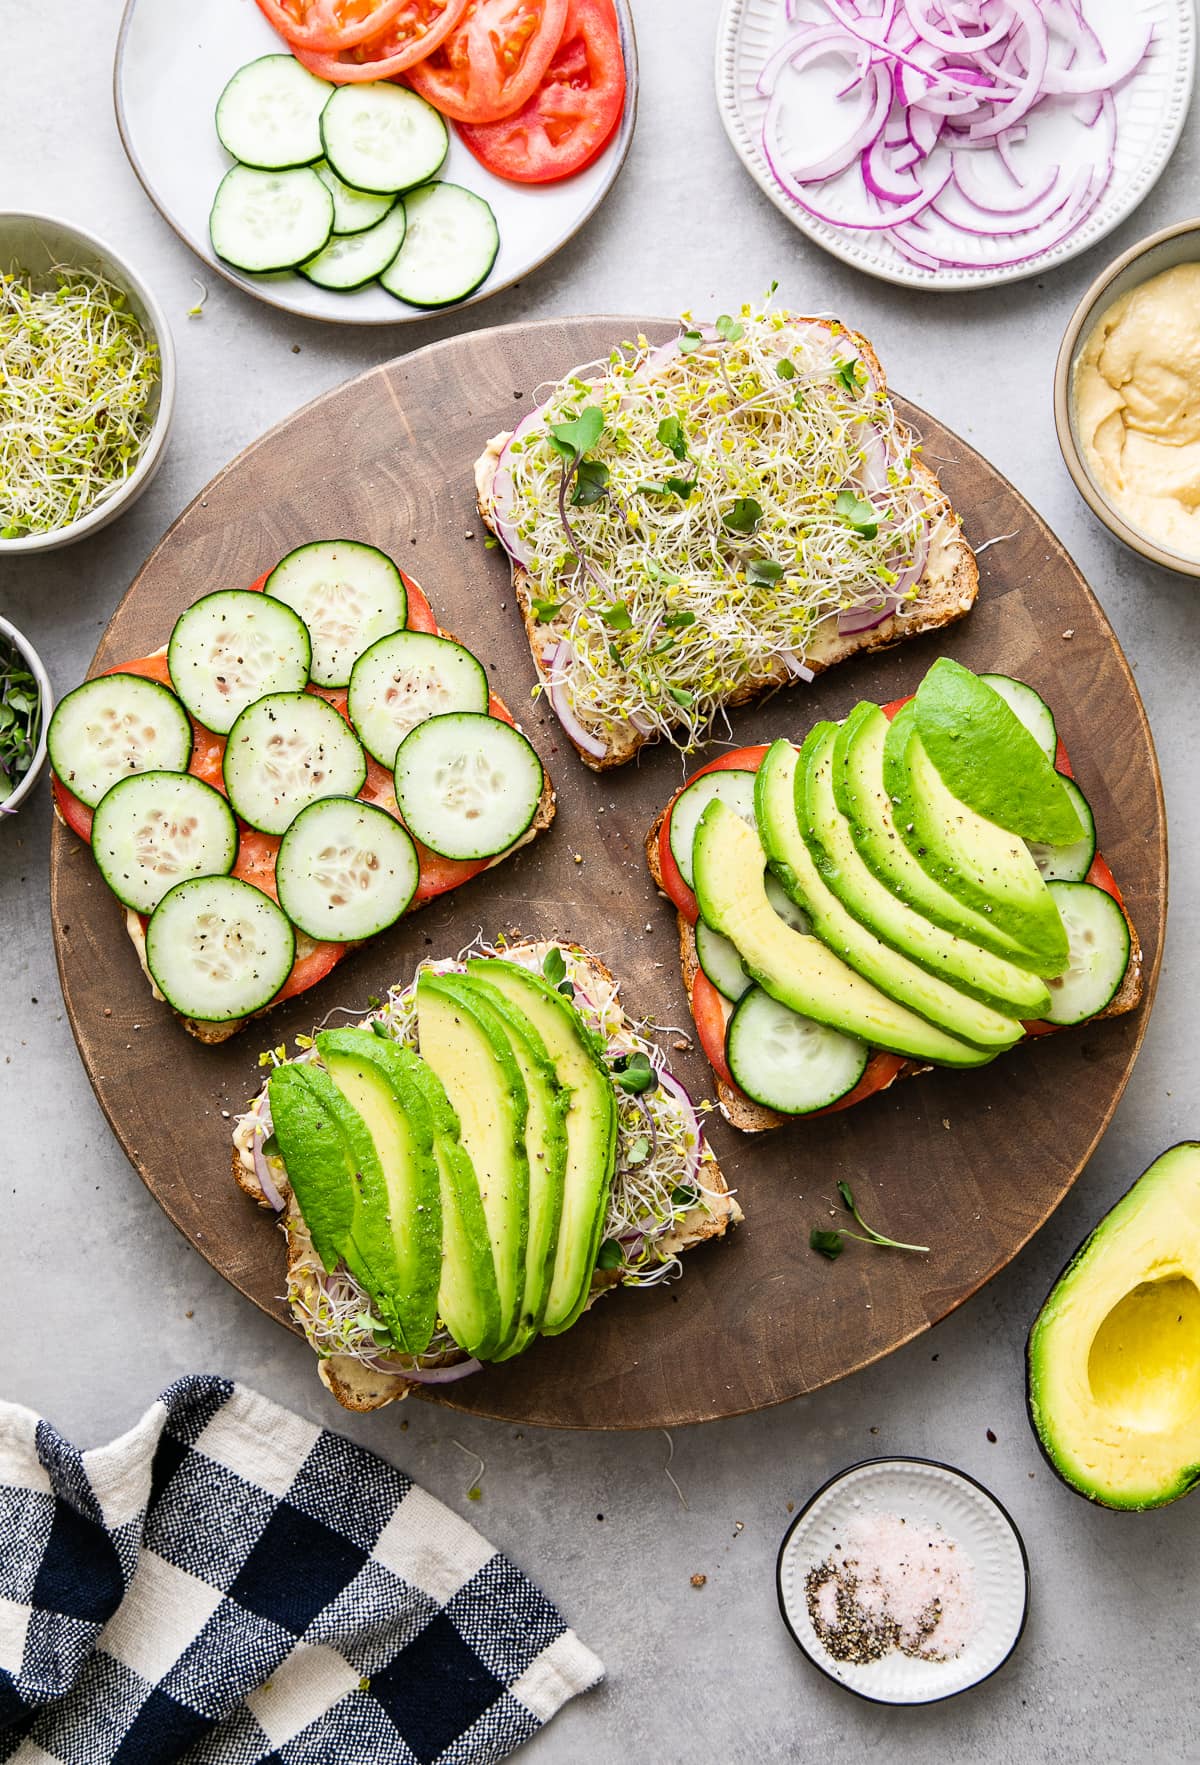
884 704 1069 972
451 970 569 1357
835 703 1052 972
693 799 994 1068
1028 1143 1200 1511
416 973 530 1352
756 739 1022 1052
316 1029 442 1356
466 957 618 1336
915 657 1085 846
267 1062 414 1356
800 724 1052 1020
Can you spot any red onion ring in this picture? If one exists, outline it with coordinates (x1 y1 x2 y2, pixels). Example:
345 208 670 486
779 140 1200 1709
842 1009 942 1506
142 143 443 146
389 1357 484 1384
545 640 608 760
654 1067 704 1188
251 1107 285 1213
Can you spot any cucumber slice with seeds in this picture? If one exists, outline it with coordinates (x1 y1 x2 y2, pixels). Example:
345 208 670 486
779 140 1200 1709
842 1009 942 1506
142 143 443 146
394 712 543 860
1042 881 1130 1026
223 691 367 836
315 161 395 233
1029 778 1096 883
49 674 193 809
381 183 499 309
168 591 311 735
265 540 407 687
668 770 758 890
91 771 238 914
146 876 295 1022
210 164 333 273
320 83 448 195
695 919 751 1003
348 630 489 767
276 797 419 942
300 202 407 291
215 55 331 170
726 986 869 1116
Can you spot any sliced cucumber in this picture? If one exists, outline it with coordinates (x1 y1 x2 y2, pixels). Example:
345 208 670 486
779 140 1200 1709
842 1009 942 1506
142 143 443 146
695 918 751 1003
381 183 499 309
348 630 489 767
300 202 407 291
146 876 295 1022
726 987 870 1115
265 540 407 688
315 161 395 233
48 674 193 809
979 674 1057 762
91 771 238 914
223 691 367 836
668 770 758 891
765 869 811 935
210 164 333 273
276 797 419 942
215 55 330 170
1028 777 1096 883
320 83 448 195
1042 881 1130 1026
168 591 311 735
395 712 543 861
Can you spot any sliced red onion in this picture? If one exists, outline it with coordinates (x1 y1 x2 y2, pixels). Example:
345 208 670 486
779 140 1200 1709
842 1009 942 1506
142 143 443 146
781 652 817 682
490 402 551 568
390 1357 483 1384
837 597 899 634
655 1067 703 1188
545 640 608 759
251 1107 285 1213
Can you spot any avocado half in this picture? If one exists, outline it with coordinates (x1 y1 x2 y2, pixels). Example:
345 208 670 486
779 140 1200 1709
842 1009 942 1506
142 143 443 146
1027 1144 1200 1511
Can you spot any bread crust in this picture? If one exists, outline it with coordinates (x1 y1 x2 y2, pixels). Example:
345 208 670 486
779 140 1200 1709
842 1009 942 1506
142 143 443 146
475 320 980 772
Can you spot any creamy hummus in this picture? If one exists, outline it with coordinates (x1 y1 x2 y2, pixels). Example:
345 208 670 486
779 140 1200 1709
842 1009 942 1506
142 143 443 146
1074 262 1200 558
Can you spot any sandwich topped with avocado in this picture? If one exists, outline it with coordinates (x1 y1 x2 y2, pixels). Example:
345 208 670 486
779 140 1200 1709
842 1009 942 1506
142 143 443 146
232 939 740 1411
645 659 1142 1130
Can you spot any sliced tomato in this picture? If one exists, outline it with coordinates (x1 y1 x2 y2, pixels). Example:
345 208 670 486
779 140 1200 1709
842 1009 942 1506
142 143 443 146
52 774 93 842
691 970 736 1090
292 0 470 76
403 573 439 633
658 746 771 924
255 0 435 53
275 941 348 1002
457 0 625 183
406 0 569 125
812 1050 908 1116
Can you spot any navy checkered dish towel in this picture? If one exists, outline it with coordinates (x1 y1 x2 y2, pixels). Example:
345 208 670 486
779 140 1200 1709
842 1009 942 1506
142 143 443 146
0 1376 602 1763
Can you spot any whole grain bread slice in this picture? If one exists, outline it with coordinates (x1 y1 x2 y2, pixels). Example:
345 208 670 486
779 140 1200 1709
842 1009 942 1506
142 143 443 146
475 319 980 772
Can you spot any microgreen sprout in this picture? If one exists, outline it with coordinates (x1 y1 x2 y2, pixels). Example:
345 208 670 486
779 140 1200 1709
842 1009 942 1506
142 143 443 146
0 638 41 805
810 1180 930 1259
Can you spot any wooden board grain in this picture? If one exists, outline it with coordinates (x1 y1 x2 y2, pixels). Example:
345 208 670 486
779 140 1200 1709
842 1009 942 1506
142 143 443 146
49 316 1166 1430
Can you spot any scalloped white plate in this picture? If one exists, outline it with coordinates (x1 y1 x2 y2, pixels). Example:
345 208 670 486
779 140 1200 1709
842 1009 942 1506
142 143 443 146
715 0 1193 291
115 0 638 325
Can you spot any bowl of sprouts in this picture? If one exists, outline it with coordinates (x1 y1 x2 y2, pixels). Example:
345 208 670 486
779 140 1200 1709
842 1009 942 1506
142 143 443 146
0 212 175 552
0 614 52 818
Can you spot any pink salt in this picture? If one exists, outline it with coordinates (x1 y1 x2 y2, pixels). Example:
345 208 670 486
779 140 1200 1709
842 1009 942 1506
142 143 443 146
826 1511 977 1661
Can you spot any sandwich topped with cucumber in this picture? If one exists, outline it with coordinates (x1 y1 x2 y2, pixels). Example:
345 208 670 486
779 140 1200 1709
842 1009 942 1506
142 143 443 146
231 939 740 1412
48 541 553 1043
646 660 1142 1129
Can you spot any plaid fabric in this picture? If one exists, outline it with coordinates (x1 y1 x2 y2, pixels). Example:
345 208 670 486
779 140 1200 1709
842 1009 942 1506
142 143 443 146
0 1377 602 1764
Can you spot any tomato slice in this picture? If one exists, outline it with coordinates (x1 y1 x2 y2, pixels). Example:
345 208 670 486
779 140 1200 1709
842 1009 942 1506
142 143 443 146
457 0 625 183
291 0 471 78
275 941 348 1002
52 774 93 842
255 0 435 53
406 0 570 125
402 573 439 633
691 970 736 1090
657 746 771 924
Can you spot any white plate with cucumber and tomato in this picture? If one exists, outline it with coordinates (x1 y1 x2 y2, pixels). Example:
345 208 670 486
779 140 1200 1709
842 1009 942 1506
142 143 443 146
115 0 637 323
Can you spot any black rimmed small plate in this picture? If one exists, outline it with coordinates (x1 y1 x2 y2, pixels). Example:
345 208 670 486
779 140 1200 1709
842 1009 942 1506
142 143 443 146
777 1457 1029 1706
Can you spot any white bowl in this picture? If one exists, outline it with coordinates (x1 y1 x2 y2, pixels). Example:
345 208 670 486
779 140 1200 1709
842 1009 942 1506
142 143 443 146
0 614 53 819
0 211 176 553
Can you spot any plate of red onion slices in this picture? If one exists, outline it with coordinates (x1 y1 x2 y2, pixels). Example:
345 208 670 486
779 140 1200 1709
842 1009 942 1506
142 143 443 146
716 0 1194 288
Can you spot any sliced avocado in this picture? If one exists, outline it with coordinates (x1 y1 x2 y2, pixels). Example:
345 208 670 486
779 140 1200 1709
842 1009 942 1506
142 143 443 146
316 1029 441 1356
465 957 618 1336
416 971 529 1351
756 738 1022 1052
915 658 1084 845
393 1044 502 1361
883 703 1069 973
1028 1143 1200 1511
800 723 1051 1020
451 969 569 1357
268 1062 413 1355
693 798 994 1068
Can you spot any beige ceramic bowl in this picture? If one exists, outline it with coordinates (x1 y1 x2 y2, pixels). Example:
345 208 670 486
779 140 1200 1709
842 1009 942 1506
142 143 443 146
1055 217 1200 579
0 211 176 554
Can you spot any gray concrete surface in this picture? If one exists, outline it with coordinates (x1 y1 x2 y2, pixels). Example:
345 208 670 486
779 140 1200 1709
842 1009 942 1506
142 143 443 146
3 3 1200 1759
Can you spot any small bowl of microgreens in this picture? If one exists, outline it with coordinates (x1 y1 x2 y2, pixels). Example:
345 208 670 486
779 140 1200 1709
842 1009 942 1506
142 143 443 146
0 212 175 552
0 615 52 817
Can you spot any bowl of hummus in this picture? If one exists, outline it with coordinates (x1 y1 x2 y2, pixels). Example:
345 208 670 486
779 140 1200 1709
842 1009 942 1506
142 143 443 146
1056 219 1200 577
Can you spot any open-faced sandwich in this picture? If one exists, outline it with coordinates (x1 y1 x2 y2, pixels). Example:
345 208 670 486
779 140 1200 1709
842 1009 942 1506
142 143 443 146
48 542 553 1043
475 303 979 770
231 938 740 1411
645 660 1142 1131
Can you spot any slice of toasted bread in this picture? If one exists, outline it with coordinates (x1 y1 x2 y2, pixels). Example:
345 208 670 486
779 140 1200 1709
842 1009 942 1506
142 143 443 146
232 940 743 1410
644 802 1144 1134
475 319 979 772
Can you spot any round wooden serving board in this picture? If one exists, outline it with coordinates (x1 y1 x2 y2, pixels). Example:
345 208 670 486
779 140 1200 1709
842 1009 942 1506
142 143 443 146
50 316 1166 1430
